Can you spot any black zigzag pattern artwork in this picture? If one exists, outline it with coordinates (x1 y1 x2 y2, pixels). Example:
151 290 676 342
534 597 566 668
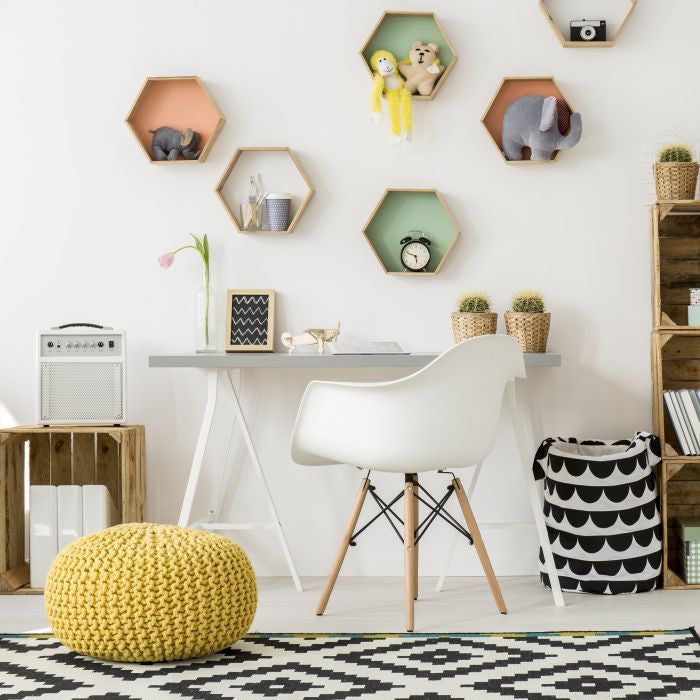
1 631 699 699
231 294 270 346
533 431 663 595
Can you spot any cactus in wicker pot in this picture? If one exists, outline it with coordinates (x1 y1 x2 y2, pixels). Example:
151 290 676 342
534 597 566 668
505 290 550 353
654 143 699 201
451 292 497 343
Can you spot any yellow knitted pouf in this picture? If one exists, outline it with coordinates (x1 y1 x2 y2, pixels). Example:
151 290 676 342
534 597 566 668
44 523 257 662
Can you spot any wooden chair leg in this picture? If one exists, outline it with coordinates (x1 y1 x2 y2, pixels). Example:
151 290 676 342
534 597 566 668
412 474 419 600
404 474 417 631
453 477 507 614
315 477 370 615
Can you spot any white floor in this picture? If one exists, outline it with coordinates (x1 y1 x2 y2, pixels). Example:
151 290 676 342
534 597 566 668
3 576 700 634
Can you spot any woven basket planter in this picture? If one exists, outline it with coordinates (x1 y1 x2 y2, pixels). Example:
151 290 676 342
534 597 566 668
451 312 497 342
505 312 550 353
654 162 699 201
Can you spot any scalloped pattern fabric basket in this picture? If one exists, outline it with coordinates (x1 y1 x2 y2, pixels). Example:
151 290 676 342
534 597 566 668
533 432 662 595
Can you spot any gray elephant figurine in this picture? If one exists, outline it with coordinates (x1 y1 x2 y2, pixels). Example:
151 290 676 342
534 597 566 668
148 126 202 161
501 95 582 161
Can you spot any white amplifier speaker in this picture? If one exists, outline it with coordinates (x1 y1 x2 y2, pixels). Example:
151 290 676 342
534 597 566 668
37 324 126 425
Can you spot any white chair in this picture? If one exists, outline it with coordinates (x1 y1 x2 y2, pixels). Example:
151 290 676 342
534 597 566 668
291 335 564 631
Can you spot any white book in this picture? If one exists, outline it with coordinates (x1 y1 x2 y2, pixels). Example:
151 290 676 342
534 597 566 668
670 391 694 455
675 391 699 454
29 485 57 589
57 485 83 551
82 485 118 536
328 340 409 355
681 390 700 454
665 391 691 455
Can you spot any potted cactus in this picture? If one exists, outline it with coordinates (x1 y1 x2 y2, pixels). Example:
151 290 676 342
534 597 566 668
451 292 497 342
505 291 550 353
654 143 699 201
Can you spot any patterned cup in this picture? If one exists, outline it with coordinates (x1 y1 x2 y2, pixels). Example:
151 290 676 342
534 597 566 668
265 194 292 231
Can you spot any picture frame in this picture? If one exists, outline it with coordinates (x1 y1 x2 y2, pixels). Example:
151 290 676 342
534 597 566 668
225 289 275 352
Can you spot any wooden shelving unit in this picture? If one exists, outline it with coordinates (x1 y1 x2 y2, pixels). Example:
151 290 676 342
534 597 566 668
360 11 457 101
651 201 700 589
481 77 576 164
125 76 224 164
0 425 145 594
539 0 638 48
215 147 314 234
361 188 460 275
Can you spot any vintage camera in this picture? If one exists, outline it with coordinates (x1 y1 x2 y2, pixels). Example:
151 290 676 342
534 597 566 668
570 19 606 42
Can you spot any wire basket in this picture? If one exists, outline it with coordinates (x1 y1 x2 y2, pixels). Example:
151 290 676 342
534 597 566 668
504 312 550 353
450 312 497 342
654 162 699 201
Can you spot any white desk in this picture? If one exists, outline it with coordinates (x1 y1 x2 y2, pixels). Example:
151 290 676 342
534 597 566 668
149 351 562 592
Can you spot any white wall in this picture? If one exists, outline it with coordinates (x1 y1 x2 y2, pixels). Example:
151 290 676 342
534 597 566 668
0 0 693 577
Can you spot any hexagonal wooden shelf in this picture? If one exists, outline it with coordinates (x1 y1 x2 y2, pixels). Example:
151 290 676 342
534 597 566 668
362 189 460 275
215 147 314 234
125 76 224 164
539 0 637 48
481 76 576 164
360 11 457 101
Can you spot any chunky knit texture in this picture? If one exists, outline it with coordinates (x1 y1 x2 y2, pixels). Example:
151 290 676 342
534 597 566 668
44 523 257 662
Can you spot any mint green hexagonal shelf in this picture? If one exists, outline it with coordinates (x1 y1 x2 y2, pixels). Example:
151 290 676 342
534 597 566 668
362 189 460 275
360 12 458 101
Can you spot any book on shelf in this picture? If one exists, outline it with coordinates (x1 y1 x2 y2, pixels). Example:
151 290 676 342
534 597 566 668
663 389 700 456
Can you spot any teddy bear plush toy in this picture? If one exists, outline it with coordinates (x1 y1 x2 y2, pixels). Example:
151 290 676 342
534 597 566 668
399 41 445 96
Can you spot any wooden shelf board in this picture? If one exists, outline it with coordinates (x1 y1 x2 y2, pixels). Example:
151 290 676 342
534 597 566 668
0 585 43 596
561 41 614 48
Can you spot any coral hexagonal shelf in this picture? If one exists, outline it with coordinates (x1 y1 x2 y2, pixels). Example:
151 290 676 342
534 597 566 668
539 0 637 48
125 76 224 164
215 147 314 234
362 189 460 275
481 76 576 164
360 11 457 100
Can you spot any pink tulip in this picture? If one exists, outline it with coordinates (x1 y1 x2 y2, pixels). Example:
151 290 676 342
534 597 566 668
158 252 175 269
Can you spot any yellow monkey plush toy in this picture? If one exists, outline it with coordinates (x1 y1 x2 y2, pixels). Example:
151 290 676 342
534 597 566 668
370 50 413 144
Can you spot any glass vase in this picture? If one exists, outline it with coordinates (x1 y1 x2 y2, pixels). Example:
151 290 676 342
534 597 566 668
195 281 216 353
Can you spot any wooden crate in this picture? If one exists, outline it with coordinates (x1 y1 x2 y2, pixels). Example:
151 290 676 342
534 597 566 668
651 201 700 589
0 425 145 594
660 461 700 589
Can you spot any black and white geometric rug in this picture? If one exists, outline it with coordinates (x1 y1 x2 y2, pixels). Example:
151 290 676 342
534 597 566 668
1 630 699 699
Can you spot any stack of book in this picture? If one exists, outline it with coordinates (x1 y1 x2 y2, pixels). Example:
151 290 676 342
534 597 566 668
663 389 700 456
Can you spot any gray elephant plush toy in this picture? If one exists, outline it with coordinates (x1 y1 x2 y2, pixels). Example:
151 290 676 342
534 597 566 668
148 126 202 161
501 95 582 161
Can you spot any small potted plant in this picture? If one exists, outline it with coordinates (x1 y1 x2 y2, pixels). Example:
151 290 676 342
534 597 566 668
654 143 699 201
451 292 497 342
505 290 550 353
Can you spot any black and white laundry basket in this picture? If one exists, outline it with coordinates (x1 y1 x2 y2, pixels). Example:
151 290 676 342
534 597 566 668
533 431 662 595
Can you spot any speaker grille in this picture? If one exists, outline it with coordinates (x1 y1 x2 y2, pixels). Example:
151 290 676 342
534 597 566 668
40 362 124 422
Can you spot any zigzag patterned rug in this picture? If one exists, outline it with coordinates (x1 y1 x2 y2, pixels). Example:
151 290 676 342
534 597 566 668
1 630 699 699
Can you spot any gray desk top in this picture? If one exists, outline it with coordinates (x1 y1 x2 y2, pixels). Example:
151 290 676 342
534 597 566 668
149 351 561 369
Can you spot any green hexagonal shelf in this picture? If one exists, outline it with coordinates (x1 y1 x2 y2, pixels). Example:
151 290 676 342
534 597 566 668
362 189 460 275
360 11 457 100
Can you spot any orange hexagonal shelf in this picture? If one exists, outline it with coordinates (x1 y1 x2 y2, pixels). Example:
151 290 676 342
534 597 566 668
539 0 637 47
125 76 224 164
360 12 457 100
482 76 577 164
215 147 314 234
362 189 460 275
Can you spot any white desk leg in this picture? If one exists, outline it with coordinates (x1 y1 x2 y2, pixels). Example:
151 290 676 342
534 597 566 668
179 369 219 528
225 371 303 592
435 462 483 593
507 380 565 607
